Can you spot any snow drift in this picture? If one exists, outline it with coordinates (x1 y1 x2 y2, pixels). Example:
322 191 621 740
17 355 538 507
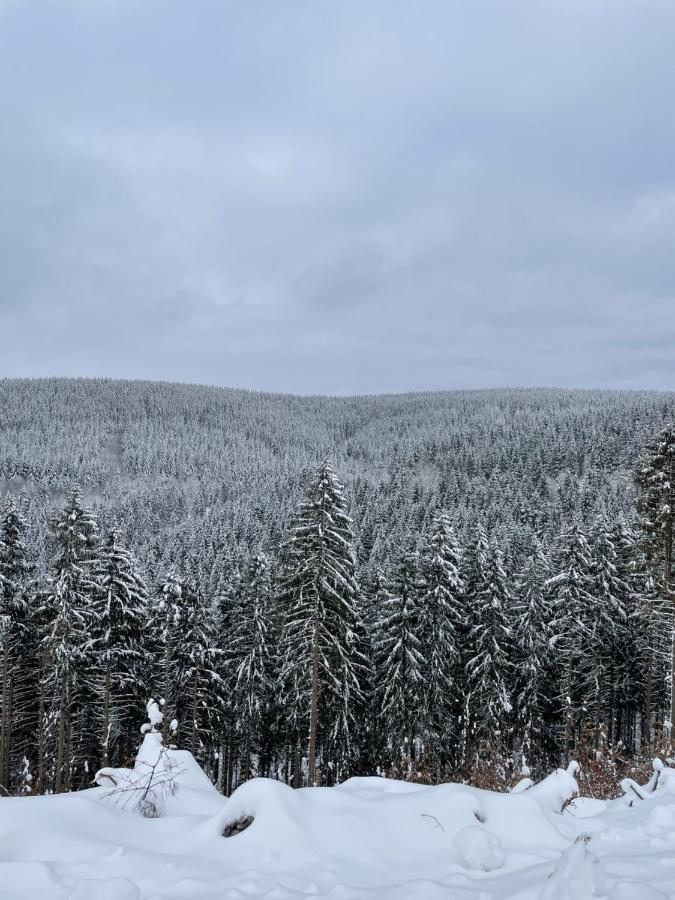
0 752 674 899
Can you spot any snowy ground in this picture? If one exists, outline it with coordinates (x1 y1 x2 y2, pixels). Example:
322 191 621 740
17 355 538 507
1 752 675 900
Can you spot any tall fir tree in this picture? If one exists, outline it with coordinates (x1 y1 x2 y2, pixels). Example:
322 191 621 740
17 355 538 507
228 554 273 782
546 524 594 761
0 497 30 790
418 513 464 777
635 425 675 744
41 492 99 792
513 546 558 772
92 529 149 768
177 576 224 769
374 552 425 774
278 461 363 786
464 543 515 764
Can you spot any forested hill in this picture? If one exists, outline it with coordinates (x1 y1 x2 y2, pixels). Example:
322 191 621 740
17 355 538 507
0 378 673 585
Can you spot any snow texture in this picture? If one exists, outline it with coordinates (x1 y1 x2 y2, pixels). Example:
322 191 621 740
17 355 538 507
1 752 675 899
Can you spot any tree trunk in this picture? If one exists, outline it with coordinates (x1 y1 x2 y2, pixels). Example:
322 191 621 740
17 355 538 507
0 635 11 790
243 732 251 784
191 670 199 757
216 743 225 793
307 617 320 786
665 503 674 746
55 674 69 794
292 741 301 788
225 734 234 796
36 663 46 795
101 659 111 768
564 658 574 762
644 649 653 752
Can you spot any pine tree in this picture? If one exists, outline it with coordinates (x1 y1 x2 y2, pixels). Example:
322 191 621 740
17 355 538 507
603 522 644 750
418 513 464 776
0 497 29 790
546 524 594 761
41 492 98 792
228 554 272 782
92 529 149 768
513 547 558 772
149 570 185 748
635 425 675 744
278 461 363 786
584 522 630 747
374 552 425 775
464 543 515 764
178 576 224 767
151 572 223 765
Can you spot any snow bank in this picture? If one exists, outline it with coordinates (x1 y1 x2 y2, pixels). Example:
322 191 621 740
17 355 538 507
0 756 674 899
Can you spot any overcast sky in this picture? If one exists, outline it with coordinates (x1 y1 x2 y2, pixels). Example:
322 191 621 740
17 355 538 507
1 1 675 394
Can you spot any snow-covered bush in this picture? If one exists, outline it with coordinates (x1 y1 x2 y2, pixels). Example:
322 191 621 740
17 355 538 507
95 699 182 818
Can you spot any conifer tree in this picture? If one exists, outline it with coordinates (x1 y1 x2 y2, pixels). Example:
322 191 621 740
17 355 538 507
41 492 98 792
464 543 515 763
513 547 558 772
278 461 362 786
374 552 425 774
92 529 149 767
0 497 29 790
635 425 675 743
228 554 272 782
546 524 594 760
418 513 464 776
584 522 630 745
178 576 224 767
149 570 185 748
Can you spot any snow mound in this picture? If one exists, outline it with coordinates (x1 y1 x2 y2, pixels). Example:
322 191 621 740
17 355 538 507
0 756 674 899
452 825 505 871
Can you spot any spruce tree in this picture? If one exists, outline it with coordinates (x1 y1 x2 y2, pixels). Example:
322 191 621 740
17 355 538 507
0 497 29 790
635 425 675 744
178 576 224 767
92 529 149 767
228 554 272 782
278 461 362 786
41 492 98 792
374 552 425 774
584 522 630 747
546 524 594 760
418 513 464 776
149 570 185 748
513 547 558 772
464 543 515 764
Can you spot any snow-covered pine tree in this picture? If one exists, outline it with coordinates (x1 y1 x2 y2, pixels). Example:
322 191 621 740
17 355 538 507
458 523 491 766
513 546 558 773
602 522 644 750
278 461 363 786
464 542 515 766
0 497 29 790
584 521 631 749
374 552 425 776
151 570 223 767
41 491 98 792
227 553 272 783
635 425 675 744
92 529 150 768
546 524 594 761
149 570 185 749
418 513 464 777
178 576 224 769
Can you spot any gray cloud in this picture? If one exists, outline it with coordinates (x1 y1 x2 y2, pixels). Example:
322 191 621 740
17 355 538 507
1 0 675 393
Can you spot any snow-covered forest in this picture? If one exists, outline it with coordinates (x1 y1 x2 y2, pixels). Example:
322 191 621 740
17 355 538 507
1 378 675 797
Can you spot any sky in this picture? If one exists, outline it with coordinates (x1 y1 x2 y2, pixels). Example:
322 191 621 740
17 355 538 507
1 0 675 395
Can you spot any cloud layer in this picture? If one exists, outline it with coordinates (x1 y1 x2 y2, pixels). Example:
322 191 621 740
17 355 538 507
1 0 675 393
